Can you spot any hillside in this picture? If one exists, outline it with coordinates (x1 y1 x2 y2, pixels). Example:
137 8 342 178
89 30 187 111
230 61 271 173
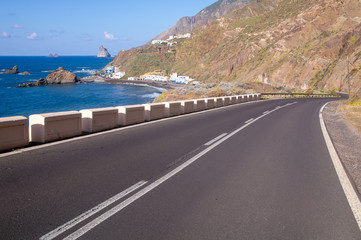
152 0 255 41
110 0 361 100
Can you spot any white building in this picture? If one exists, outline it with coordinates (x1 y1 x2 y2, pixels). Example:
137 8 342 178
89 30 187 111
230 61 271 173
152 40 168 45
104 66 115 74
142 74 169 82
176 33 191 39
169 73 193 84
110 72 126 79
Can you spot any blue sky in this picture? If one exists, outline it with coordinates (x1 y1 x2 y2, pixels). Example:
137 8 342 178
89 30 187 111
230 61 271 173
0 0 216 56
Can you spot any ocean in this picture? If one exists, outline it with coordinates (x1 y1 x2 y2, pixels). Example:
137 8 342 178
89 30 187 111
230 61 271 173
0 56 164 118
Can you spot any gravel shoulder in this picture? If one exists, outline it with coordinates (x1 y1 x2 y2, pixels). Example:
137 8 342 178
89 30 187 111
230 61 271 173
323 101 361 197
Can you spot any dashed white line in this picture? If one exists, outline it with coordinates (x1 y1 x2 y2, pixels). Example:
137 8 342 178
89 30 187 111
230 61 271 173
245 118 254 124
263 111 270 115
43 101 299 240
60 102 298 240
40 181 147 240
205 133 228 146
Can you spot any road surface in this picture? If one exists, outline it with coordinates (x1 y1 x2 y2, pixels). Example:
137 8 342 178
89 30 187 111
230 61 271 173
0 98 360 239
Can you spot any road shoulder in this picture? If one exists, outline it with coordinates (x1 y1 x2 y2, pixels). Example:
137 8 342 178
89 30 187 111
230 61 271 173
323 101 361 197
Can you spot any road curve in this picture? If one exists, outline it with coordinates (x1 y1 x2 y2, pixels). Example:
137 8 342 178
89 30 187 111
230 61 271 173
0 98 360 239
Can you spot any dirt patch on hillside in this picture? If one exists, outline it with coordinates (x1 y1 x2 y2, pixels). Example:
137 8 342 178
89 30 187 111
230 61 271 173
323 101 361 196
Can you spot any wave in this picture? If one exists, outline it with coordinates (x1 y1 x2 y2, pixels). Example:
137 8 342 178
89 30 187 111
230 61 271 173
141 93 161 98
77 67 90 69
41 70 54 73
73 69 96 74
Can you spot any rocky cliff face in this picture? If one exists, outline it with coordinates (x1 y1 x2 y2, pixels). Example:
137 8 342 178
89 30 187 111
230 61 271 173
152 0 255 41
172 0 361 96
97 45 111 58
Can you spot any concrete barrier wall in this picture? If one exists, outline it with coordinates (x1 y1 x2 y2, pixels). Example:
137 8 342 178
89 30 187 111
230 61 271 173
205 98 216 109
243 95 249 102
215 98 224 108
194 99 206 112
181 100 195 114
117 105 145 126
223 97 231 106
237 95 244 103
80 108 118 133
165 102 182 117
1 93 263 152
0 116 28 151
29 111 82 143
144 103 166 121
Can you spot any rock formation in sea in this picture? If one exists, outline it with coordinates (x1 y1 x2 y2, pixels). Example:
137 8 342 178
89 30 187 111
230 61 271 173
0 66 19 74
17 67 78 87
97 45 111 58
46 67 78 84
48 53 59 58
20 71 31 75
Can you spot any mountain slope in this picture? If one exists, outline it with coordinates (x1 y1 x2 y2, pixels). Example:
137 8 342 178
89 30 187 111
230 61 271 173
110 0 361 98
152 0 255 41
173 0 361 95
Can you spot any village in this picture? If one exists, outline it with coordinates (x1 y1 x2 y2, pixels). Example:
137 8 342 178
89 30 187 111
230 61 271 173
103 66 195 85
100 32 194 84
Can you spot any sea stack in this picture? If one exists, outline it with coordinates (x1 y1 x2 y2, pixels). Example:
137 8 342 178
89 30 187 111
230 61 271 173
97 45 111 58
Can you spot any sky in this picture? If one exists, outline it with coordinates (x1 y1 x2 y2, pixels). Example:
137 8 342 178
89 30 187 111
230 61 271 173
0 0 217 56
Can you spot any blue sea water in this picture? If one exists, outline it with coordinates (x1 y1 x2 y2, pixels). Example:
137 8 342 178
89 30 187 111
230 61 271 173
0 56 163 118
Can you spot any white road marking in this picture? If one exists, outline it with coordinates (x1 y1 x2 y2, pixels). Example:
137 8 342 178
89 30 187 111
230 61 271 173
40 181 147 240
263 111 270 114
204 133 227 146
245 118 254 124
320 103 361 231
61 102 298 240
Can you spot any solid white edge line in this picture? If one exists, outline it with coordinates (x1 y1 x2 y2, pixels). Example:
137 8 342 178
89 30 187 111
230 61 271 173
320 103 361 231
40 181 147 240
204 133 227 146
62 101 298 239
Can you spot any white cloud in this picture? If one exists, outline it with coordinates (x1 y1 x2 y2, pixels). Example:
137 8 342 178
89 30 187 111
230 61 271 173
1 32 11 38
26 32 38 40
13 24 24 29
104 32 118 41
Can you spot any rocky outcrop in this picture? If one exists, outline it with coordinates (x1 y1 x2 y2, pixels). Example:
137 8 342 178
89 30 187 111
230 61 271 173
1 66 19 74
17 67 78 87
48 53 59 57
20 71 31 75
97 45 111 58
45 67 78 84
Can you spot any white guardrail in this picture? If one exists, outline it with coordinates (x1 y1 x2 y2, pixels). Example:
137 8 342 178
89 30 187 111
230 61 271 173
0 94 261 152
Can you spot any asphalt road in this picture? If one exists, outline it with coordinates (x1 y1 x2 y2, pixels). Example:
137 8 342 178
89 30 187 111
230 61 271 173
0 98 360 239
